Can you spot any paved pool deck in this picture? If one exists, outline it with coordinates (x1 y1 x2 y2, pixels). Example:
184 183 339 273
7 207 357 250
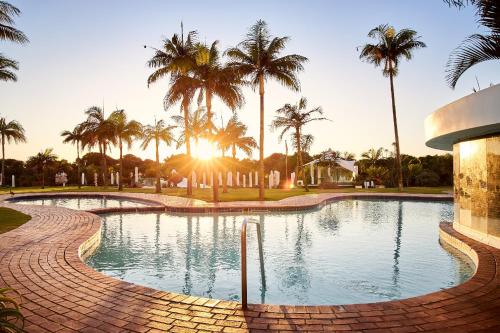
0 192 499 332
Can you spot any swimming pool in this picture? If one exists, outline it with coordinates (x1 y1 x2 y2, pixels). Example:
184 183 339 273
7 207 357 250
10 196 155 210
85 199 474 305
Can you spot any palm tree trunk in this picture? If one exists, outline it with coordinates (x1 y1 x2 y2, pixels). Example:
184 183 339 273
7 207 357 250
99 143 104 186
155 136 161 193
206 90 219 202
1 133 5 186
222 151 227 193
296 129 308 191
119 139 123 191
103 142 108 188
77 141 81 189
232 145 237 188
183 98 193 196
258 74 265 200
389 70 403 191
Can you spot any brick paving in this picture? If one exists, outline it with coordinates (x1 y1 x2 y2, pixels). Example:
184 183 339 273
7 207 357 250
0 192 499 332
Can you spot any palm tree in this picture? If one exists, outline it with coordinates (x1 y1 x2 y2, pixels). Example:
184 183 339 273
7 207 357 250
271 97 328 191
82 106 115 187
0 1 28 83
214 121 232 193
109 110 142 190
28 148 57 189
226 115 257 161
190 41 245 202
361 147 384 167
0 117 26 185
140 119 176 193
227 19 308 200
0 54 18 81
0 1 28 44
341 151 355 161
61 124 84 188
171 106 210 149
147 27 197 196
359 24 426 191
444 0 499 88
225 115 257 188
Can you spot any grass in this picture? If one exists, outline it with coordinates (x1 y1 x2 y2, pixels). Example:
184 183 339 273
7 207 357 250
0 185 452 202
0 207 31 234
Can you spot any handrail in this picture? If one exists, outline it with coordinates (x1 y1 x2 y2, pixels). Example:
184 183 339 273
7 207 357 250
241 217 266 309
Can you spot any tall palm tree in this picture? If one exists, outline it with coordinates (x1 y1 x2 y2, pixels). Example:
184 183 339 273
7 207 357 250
28 148 57 189
0 54 17 81
0 1 28 44
147 27 197 196
82 106 115 187
61 124 84 188
359 24 426 191
0 117 25 185
271 97 328 191
444 0 499 88
227 19 308 200
361 147 384 167
109 109 142 190
141 119 176 193
190 41 245 202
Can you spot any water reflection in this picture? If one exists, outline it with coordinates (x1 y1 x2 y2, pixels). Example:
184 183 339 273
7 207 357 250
86 200 474 305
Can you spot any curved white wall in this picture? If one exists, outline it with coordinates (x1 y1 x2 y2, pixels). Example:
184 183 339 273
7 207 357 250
425 84 500 151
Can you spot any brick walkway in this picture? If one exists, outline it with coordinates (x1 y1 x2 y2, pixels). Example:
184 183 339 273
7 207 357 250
0 192 499 332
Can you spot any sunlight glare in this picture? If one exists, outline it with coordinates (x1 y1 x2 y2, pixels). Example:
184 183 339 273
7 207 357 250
194 139 215 160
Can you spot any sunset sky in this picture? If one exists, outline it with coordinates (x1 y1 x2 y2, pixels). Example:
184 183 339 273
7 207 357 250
1 0 497 162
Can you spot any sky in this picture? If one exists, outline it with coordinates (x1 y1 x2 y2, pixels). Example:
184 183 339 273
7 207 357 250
0 0 497 162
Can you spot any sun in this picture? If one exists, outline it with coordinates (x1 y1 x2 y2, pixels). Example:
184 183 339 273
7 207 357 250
194 138 215 160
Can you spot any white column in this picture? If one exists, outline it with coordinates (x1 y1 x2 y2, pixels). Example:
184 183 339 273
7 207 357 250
202 172 206 188
255 171 258 186
111 172 114 185
310 162 315 185
192 171 197 187
274 170 280 187
94 173 98 186
81 173 85 185
243 174 246 188
134 167 139 183
11 175 15 188
116 172 119 186
291 172 295 185
317 167 321 185
269 171 273 188
249 172 253 187
227 171 232 187
236 171 240 187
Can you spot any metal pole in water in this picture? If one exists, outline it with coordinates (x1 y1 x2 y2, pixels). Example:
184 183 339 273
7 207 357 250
255 223 266 290
241 220 248 308
241 218 266 309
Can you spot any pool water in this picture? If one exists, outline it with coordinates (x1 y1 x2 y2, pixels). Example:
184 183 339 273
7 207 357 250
85 199 474 305
11 196 153 210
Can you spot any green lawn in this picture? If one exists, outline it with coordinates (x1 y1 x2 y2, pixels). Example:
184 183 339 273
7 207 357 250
0 207 31 234
0 185 452 202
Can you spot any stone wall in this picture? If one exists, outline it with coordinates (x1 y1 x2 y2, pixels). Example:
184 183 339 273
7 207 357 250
453 135 500 248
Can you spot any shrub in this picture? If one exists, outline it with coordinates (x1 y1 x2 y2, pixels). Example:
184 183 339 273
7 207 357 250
415 169 440 187
0 288 24 333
